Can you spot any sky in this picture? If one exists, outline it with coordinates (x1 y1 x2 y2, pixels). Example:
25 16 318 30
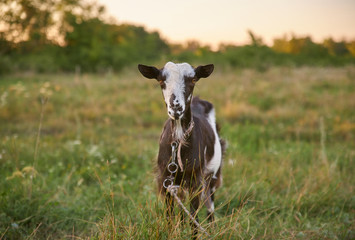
98 0 355 48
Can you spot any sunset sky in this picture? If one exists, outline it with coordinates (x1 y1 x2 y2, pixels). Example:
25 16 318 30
98 0 355 48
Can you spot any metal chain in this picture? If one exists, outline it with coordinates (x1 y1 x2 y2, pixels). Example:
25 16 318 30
163 141 179 189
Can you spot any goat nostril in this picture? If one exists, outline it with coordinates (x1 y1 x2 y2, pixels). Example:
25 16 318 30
171 104 182 111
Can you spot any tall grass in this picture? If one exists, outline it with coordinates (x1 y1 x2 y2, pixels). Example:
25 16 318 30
0 66 354 239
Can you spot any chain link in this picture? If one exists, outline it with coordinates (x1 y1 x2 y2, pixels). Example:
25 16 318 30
163 141 179 189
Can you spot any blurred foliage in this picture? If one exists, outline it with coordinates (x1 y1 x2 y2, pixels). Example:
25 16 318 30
0 0 355 75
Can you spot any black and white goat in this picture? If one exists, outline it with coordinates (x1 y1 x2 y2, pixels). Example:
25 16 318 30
138 62 225 236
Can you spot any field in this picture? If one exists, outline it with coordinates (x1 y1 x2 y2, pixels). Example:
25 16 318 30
0 66 354 239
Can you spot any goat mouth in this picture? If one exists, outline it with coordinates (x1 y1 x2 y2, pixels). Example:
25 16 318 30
168 112 184 120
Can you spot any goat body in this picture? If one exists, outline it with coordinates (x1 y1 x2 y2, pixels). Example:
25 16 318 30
138 62 225 237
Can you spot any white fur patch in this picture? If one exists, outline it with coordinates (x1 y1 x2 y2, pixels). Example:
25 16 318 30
208 202 215 213
162 62 195 119
174 119 184 140
205 108 222 176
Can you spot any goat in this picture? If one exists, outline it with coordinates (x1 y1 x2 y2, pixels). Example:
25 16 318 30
138 62 225 237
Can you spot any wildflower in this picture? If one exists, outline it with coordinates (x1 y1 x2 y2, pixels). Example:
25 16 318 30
10 82 26 95
22 166 37 177
39 82 53 98
43 82 50 88
6 170 24 180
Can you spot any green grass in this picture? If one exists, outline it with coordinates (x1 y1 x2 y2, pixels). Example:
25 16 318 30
0 66 354 239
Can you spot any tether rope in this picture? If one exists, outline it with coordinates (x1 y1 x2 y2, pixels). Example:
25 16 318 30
166 185 209 236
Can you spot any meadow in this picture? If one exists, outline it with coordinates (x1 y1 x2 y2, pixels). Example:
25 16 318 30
0 66 354 239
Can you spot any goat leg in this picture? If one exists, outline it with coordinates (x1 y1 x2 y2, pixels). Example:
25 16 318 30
189 193 200 239
165 193 175 224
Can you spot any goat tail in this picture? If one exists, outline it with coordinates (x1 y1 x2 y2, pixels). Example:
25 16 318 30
216 122 228 158
220 138 228 158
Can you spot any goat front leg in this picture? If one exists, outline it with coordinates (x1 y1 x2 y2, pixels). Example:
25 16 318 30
165 192 175 224
189 192 200 239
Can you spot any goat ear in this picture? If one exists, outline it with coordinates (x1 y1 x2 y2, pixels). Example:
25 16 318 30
195 64 214 79
138 64 160 79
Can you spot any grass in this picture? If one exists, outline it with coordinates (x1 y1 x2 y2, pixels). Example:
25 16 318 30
0 66 354 239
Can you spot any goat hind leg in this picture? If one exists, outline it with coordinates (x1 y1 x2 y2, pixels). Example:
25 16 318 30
204 187 215 222
203 175 216 222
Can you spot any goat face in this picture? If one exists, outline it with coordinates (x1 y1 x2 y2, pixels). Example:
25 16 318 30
138 62 214 120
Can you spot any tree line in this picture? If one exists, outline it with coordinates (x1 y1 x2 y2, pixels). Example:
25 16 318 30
1 0 354 75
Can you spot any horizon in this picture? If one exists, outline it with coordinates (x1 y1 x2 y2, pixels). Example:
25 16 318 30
98 0 355 48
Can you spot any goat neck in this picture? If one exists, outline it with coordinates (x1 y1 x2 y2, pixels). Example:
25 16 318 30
171 104 193 144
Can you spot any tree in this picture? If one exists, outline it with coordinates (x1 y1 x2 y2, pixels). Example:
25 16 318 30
0 0 106 47
346 41 355 57
323 38 350 56
247 30 263 46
